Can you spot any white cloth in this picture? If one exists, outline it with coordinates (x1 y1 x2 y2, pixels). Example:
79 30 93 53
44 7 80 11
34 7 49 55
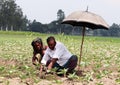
41 41 72 66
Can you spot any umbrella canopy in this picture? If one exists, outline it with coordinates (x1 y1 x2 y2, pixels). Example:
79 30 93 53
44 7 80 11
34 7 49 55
62 11 109 29
61 10 109 71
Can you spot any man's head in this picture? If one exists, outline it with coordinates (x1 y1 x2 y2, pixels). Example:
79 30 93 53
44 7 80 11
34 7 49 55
47 36 56 50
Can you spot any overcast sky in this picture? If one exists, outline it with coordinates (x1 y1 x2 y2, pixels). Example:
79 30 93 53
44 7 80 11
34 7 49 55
16 0 120 26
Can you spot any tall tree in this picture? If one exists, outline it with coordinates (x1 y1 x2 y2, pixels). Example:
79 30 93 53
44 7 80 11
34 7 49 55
57 9 65 21
0 0 28 31
109 23 120 37
57 9 65 33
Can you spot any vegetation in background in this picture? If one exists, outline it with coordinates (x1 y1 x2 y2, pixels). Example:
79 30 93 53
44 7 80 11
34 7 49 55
0 0 28 31
0 0 120 37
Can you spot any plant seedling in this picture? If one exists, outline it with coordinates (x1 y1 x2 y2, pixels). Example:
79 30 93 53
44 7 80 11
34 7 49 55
57 68 68 77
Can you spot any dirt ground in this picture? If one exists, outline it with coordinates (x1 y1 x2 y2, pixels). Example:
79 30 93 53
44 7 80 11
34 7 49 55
0 75 119 85
0 58 120 85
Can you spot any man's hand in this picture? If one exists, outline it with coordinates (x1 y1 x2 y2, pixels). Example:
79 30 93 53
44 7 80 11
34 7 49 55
47 58 58 70
39 65 43 76
39 65 46 79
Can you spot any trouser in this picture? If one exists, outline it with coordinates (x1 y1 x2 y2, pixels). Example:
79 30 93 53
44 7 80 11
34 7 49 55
46 55 78 73
63 55 78 72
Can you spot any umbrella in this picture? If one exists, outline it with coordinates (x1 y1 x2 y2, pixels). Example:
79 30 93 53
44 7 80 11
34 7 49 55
61 10 109 70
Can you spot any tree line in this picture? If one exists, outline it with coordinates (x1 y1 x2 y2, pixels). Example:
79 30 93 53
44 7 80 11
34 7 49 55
0 0 120 37
0 0 28 31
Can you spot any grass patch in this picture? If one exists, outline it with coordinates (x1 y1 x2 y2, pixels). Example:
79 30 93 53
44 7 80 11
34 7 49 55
0 31 120 84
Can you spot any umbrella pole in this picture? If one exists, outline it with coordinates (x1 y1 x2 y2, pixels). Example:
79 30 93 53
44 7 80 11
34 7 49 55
78 26 86 71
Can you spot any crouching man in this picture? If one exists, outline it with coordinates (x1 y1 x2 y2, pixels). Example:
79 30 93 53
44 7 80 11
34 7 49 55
40 36 78 74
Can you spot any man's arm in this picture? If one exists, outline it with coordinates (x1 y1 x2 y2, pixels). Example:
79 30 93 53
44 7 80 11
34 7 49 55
32 52 37 65
40 50 50 72
47 58 58 70
40 64 44 72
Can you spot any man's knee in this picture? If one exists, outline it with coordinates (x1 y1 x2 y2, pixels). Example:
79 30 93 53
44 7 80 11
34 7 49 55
72 55 78 63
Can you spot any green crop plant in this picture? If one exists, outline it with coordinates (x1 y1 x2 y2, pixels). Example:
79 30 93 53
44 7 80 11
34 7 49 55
49 67 58 76
68 72 79 80
57 68 68 77
1 31 120 84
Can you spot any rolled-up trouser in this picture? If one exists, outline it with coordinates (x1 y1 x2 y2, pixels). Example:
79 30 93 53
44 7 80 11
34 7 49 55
46 55 78 72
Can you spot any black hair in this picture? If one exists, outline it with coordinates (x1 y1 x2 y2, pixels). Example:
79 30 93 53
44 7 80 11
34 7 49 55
47 36 55 43
31 37 43 52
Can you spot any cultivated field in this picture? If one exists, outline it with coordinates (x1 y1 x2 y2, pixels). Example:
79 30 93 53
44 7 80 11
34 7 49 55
0 31 120 85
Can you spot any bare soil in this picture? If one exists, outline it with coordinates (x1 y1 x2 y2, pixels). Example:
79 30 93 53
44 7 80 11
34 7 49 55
0 58 120 85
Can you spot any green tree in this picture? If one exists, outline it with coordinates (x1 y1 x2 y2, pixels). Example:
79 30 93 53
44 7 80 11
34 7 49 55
109 23 120 37
0 0 28 31
57 9 65 21
28 20 43 32
57 9 65 33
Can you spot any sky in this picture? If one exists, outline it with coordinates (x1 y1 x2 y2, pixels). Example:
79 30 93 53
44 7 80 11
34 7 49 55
16 0 120 26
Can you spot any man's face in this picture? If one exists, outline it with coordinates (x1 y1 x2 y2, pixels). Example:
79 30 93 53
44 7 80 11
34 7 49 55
34 42 42 50
48 40 56 50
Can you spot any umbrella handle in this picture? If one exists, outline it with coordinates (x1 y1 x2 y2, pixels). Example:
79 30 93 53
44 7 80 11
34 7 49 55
78 26 85 71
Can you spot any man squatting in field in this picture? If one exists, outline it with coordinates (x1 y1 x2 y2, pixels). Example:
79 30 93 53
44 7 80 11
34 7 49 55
40 36 78 74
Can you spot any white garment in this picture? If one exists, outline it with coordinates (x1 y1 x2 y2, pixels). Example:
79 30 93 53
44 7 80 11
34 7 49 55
41 41 72 66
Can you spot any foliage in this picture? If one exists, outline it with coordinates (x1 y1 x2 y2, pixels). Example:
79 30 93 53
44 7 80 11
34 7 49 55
0 31 120 84
28 18 120 37
0 0 28 31
67 72 79 80
57 68 68 77
1 0 120 37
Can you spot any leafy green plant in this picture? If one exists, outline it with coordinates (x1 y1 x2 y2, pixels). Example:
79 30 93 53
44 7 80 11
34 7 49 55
96 81 104 85
116 78 120 84
50 67 58 76
84 71 94 82
57 68 68 77
5 80 10 85
0 66 5 72
53 79 62 84
68 72 79 80
1 31 120 84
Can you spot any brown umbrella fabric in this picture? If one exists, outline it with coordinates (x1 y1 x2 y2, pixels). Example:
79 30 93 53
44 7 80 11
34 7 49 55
62 11 109 29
